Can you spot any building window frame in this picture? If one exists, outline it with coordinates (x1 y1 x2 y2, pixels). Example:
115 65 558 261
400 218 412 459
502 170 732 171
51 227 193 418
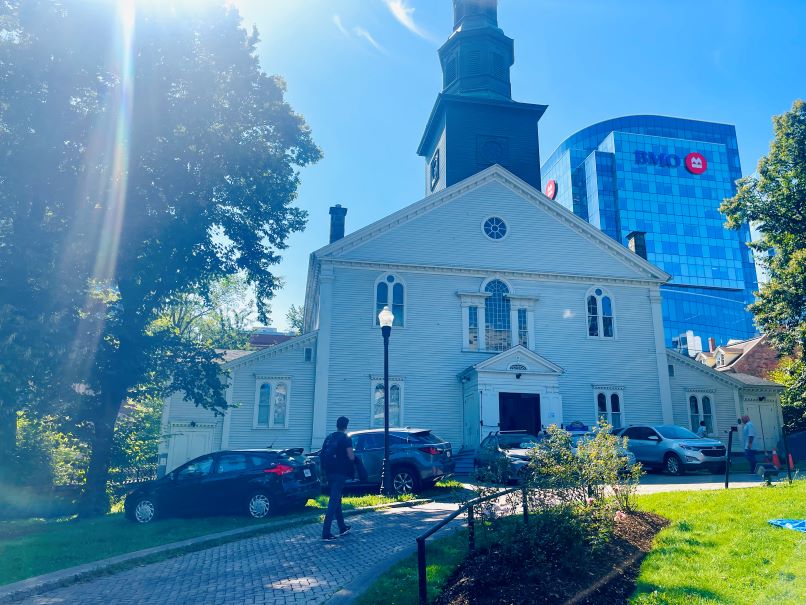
369 377 404 429
458 278 538 352
586 287 616 340
253 377 292 429
593 386 625 429
687 391 716 436
373 273 406 328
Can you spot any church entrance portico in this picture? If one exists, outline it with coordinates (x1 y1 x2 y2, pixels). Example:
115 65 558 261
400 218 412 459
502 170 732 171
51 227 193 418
458 346 564 447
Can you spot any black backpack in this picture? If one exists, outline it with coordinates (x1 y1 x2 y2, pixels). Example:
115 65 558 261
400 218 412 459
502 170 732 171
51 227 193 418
319 432 340 473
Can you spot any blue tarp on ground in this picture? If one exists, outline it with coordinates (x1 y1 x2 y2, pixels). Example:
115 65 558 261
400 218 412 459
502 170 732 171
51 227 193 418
768 519 806 533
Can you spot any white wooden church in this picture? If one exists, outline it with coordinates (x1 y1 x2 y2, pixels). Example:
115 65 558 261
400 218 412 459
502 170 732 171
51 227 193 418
159 1 783 474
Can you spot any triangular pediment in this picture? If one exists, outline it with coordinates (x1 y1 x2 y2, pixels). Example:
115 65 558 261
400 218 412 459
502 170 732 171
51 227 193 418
463 345 564 377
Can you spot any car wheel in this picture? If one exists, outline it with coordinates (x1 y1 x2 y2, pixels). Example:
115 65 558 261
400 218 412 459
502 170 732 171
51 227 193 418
131 497 158 524
664 453 684 476
247 492 273 519
391 467 420 495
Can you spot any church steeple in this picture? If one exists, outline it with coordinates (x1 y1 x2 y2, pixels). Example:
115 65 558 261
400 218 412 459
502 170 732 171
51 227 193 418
418 1 546 195
439 0 513 100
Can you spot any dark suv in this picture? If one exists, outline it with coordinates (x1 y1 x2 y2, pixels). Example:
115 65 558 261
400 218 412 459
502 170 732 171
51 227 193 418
124 448 320 523
313 428 454 495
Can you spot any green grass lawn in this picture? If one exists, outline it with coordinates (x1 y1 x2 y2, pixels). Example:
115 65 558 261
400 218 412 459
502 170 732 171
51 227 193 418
0 490 417 586
632 480 806 604
354 481 806 605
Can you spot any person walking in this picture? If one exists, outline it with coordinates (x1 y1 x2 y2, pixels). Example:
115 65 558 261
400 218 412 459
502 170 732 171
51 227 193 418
741 414 757 474
696 420 707 438
321 416 355 541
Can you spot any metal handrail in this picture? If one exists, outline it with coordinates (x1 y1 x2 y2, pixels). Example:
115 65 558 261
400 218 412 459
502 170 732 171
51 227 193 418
415 485 529 605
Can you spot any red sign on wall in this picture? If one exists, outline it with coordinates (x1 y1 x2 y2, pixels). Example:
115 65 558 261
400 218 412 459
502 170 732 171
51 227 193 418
685 152 707 175
545 179 557 200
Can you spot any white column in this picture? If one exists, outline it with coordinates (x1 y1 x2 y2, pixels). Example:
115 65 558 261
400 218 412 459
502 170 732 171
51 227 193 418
509 306 519 348
649 289 674 424
478 305 487 351
311 263 334 450
527 308 536 350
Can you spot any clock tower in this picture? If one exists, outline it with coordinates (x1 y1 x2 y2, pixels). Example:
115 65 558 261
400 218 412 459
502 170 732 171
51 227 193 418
418 0 546 195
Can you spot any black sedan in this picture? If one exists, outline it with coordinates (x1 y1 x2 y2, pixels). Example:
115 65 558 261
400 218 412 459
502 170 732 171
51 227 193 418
124 449 320 523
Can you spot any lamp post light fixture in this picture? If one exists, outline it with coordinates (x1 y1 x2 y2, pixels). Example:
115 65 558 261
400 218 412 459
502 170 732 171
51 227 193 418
378 305 394 496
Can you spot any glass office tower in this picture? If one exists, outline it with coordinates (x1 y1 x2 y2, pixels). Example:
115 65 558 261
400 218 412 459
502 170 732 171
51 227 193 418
541 116 758 354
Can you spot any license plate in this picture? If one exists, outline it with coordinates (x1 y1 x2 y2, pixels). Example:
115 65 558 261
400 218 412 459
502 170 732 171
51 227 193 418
303 468 312 477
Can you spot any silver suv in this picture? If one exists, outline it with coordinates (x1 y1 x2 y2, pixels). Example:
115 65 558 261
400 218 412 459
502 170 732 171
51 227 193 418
615 425 726 475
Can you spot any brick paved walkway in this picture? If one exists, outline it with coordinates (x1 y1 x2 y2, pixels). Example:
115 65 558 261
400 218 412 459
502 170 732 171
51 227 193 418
15 502 461 605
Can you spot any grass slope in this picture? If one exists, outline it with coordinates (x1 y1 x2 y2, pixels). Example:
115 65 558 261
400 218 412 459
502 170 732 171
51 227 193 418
632 481 805 604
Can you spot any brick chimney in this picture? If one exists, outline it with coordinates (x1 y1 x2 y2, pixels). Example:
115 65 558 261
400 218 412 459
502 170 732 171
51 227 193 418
626 231 647 260
329 204 347 244
708 337 716 353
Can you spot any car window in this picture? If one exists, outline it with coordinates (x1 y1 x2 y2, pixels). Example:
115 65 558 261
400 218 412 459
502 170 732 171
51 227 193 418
410 431 442 444
215 454 250 474
498 434 540 449
623 427 647 440
352 435 366 451
177 456 214 478
354 434 383 449
389 434 408 445
656 425 699 439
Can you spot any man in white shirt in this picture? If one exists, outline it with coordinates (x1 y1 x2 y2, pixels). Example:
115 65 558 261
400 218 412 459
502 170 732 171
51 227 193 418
742 414 757 473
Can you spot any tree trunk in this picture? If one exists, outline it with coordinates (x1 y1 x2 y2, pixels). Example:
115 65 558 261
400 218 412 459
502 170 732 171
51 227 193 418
0 404 17 486
77 394 123 518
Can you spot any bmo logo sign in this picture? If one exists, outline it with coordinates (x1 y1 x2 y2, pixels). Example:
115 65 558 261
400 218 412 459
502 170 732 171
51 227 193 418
685 152 707 175
634 150 708 175
545 179 557 200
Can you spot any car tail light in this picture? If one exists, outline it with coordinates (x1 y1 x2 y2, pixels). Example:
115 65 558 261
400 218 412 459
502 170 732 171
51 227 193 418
419 447 440 456
264 464 294 475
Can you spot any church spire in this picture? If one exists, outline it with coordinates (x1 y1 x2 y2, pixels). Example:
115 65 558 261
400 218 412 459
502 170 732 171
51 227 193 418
439 0 513 100
418 1 546 194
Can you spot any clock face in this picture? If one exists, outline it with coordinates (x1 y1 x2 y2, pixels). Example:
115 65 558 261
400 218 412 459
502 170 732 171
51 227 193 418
430 149 440 191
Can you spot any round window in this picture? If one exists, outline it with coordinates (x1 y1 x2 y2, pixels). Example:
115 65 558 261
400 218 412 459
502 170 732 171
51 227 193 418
483 217 507 240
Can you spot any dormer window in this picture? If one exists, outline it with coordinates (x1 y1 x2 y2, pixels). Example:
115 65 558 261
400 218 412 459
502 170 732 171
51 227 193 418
716 353 725 367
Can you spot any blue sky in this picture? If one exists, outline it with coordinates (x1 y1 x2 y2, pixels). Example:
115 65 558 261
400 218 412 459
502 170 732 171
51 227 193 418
231 0 806 331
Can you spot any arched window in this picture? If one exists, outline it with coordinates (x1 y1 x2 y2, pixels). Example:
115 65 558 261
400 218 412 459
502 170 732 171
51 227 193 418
375 274 404 326
371 380 402 428
688 393 715 436
484 279 511 351
595 389 624 428
689 395 700 432
702 396 713 435
258 384 271 426
586 288 615 338
254 379 292 429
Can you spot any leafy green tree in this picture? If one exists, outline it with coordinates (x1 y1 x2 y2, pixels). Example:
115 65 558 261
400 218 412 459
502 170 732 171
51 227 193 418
285 304 305 335
768 358 806 434
1 0 320 516
159 274 258 350
721 100 806 433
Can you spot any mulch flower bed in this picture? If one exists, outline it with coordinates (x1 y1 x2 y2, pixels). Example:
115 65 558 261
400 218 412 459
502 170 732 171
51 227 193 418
434 511 669 605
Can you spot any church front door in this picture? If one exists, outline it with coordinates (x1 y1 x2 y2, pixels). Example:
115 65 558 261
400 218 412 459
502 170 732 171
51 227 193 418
498 392 541 435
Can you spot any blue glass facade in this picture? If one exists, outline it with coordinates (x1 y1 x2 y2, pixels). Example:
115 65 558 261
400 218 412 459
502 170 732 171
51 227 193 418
541 116 758 353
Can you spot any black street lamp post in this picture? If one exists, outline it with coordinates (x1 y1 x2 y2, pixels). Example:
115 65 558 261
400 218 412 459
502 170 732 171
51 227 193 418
378 305 394 496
